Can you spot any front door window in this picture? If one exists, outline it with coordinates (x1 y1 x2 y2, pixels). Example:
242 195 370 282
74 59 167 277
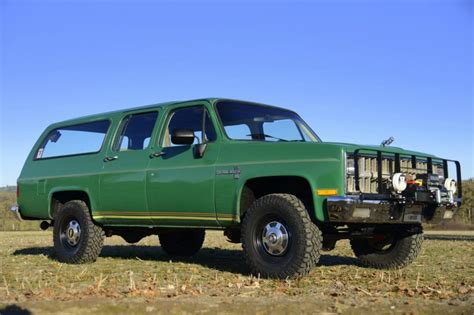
162 106 216 147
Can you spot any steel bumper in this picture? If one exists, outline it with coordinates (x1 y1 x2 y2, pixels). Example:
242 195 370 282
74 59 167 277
10 204 24 221
326 196 455 224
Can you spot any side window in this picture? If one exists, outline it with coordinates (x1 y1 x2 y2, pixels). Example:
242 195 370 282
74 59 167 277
114 112 158 151
36 120 110 159
117 136 130 151
162 106 217 147
223 124 251 140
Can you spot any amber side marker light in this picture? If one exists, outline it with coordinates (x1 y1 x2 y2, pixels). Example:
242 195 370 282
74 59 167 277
316 189 338 196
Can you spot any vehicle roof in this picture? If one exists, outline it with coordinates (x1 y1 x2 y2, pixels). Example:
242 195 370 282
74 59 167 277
49 98 292 128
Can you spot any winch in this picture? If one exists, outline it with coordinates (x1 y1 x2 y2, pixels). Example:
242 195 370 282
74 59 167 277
403 173 456 206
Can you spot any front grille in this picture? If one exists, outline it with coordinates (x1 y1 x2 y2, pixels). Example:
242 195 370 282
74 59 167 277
347 156 441 194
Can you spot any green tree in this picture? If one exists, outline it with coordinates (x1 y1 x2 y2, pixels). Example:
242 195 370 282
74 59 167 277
456 179 474 224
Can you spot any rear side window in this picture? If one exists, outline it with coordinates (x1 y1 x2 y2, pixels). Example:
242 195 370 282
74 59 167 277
114 111 158 151
36 120 110 159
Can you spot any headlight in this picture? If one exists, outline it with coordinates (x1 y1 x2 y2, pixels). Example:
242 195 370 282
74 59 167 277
346 158 355 175
444 178 457 194
392 173 407 193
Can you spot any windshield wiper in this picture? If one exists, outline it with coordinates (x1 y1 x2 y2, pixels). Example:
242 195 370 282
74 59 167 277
246 133 288 142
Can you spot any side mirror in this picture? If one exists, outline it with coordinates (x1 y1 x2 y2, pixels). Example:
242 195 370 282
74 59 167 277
171 129 195 145
194 143 208 159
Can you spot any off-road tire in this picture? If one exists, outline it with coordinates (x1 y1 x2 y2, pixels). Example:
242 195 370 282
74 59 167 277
350 226 423 269
53 200 104 264
225 187 256 243
241 194 322 279
159 229 205 256
240 186 256 217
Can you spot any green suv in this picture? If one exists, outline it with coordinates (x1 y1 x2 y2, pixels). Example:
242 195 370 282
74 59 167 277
13 98 462 278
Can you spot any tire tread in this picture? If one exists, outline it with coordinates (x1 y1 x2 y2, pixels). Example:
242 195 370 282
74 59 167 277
159 229 205 257
242 193 322 279
53 200 104 264
350 228 423 269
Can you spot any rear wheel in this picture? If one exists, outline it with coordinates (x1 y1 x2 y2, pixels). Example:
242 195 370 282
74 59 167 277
350 226 423 269
53 200 104 264
241 194 322 279
120 233 146 244
159 229 205 257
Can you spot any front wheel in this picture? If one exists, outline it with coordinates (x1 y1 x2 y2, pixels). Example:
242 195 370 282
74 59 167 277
53 200 104 264
350 226 423 269
241 194 322 279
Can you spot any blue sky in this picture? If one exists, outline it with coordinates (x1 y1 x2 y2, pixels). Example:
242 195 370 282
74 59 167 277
0 0 472 186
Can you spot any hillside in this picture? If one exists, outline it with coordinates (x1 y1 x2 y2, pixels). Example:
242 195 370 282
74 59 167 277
0 191 38 231
0 186 16 192
458 179 474 224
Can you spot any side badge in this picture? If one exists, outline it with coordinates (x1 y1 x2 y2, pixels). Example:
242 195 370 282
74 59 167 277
216 166 241 179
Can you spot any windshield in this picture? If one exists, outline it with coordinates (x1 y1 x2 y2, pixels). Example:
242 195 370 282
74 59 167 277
216 101 320 142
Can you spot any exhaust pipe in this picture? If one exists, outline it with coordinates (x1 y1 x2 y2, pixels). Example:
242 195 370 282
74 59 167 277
40 221 50 231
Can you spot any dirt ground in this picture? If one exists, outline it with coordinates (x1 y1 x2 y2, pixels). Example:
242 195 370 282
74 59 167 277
0 231 472 314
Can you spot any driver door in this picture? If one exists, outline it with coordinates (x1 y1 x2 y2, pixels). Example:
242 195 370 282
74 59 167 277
146 104 220 227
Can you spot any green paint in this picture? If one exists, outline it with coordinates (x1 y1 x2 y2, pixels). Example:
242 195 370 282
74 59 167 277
17 98 442 228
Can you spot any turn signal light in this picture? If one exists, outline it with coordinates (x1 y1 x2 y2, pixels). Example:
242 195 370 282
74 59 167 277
317 189 338 196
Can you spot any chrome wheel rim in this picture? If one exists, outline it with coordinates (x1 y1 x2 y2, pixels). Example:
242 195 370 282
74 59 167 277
65 220 81 247
261 221 289 256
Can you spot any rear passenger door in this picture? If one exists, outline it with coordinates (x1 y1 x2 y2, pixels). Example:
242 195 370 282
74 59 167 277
98 110 159 225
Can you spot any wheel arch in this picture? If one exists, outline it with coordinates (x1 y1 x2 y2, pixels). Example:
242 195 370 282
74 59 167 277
237 175 318 222
49 188 95 219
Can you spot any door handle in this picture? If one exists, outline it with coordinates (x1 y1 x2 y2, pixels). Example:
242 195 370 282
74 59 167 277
149 151 166 159
103 156 119 162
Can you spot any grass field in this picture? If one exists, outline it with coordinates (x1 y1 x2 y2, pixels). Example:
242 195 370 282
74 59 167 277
0 231 473 314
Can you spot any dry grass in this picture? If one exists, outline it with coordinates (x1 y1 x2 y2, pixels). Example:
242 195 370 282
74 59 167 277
0 231 473 314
